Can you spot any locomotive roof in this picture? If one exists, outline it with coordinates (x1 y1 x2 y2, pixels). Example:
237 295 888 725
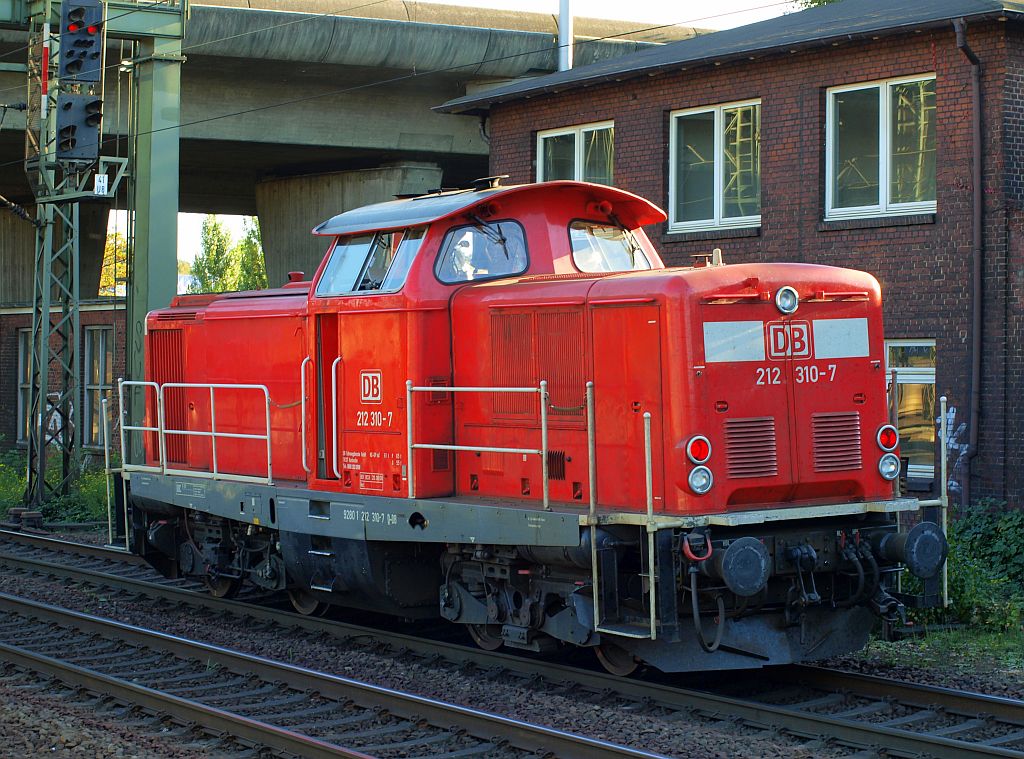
312 181 667 236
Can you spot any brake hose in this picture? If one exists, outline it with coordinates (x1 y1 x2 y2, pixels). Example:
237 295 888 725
689 568 725 653
838 545 865 608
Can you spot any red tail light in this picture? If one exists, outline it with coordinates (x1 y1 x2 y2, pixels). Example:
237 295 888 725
686 435 711 464
876 425 898 451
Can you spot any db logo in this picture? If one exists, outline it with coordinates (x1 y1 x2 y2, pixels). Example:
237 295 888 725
767 322 811 359
360 370 382 404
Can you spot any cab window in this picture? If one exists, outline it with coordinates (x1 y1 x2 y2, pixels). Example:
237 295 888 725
436 221 529 284
316 227 426 296
569 220 651 273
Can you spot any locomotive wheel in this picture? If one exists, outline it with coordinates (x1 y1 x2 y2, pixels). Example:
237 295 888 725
467 624 503 651
289 589 329 617
595 641 639 676
204 575 241 599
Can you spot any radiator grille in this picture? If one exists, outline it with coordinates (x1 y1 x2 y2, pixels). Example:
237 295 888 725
490 312 534 415
724 417 779 479
812 412 863 472
149 329 186 463
537 311 586 417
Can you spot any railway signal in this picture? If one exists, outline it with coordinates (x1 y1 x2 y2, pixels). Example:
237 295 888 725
59 0 104 82
55 93 102 161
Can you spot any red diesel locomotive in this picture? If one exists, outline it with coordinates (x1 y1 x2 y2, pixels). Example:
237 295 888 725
125 179 946 674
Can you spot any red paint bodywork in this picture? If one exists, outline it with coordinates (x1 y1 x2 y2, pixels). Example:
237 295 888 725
146 182 896 516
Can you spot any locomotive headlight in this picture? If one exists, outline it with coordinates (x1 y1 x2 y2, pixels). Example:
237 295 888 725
686 435 712 464
688 466 714 495
876 424 899 451
878 453 901 481
775 286 799 315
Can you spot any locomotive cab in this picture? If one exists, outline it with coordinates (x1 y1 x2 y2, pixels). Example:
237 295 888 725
125 180 946 674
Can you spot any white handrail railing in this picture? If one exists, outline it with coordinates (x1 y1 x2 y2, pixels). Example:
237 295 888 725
118 380 163 474
300 357 312 474
158 382 274 486
406 380 551 509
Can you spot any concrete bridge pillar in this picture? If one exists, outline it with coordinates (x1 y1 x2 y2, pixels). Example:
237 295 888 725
255 163 443 287
0 203 107 305
0 210 36 304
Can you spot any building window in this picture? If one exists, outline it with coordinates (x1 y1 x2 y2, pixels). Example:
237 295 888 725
886 339 936 480
826 76 936 219
84 326 114 448
17 329 31 443
537 122 614 185
669 100 761 232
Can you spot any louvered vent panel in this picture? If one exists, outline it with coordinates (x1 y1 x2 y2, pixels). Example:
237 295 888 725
724 417 779 479
491 312 535 416
812 412 863 472
537 310 586 417
149 329 187 463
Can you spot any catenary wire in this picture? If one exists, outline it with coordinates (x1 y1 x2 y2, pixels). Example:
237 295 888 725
0 0 795 173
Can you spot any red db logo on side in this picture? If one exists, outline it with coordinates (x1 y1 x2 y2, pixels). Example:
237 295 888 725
360 370 382 403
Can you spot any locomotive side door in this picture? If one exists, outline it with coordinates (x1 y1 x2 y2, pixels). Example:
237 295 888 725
315 313 343 481
591 303 665 510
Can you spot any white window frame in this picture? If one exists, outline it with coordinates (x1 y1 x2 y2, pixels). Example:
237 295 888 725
83 325 114 448
825 74 937 221
536 120 614 183
885 338 936 480
17 329 31 444
668 99 761 233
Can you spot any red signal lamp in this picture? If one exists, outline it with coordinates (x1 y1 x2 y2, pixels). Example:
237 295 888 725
86 24 100 33
68 22 82 32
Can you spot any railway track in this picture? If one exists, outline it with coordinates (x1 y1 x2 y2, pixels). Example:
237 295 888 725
0 591 656 758
0 528 1022 758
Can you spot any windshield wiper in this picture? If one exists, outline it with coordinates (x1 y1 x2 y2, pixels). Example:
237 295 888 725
470 214 510 259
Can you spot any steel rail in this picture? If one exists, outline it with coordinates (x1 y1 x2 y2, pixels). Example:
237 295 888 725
0 592 662 759
0 528 147 564
0 638 376 759
791 664 1024 723
1 530 1022 758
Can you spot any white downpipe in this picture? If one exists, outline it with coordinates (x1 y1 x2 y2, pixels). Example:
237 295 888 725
558 0 573 71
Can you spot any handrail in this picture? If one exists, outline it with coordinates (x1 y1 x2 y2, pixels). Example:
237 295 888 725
300 357 312 474
643 411 656 640
158 382 274 486
406 379 551 510
118 379 163 474
331 357 342 480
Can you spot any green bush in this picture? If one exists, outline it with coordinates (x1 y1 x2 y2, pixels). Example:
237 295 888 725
0 437 111 523
955 500 1024 589
0 445 26 517
907 502 1024 631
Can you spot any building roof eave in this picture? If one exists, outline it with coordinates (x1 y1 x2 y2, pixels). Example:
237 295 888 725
436 2 1022 115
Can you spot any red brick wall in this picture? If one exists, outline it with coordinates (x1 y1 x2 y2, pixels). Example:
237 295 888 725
487 21 1018 505
0 304 127 461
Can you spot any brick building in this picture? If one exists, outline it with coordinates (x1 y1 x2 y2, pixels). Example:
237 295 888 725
0 303 124 460
440 0 1023 506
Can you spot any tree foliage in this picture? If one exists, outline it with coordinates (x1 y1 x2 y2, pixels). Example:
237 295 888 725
189 215 234 293
230 217 268 291
187 215 268 294
99 231 129 296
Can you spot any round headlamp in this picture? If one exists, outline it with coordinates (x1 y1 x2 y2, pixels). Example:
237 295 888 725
688 466 714 495
878 453 901 481
775 286 799 315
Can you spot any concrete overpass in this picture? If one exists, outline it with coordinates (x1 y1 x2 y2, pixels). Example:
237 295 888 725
0 1 696 297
